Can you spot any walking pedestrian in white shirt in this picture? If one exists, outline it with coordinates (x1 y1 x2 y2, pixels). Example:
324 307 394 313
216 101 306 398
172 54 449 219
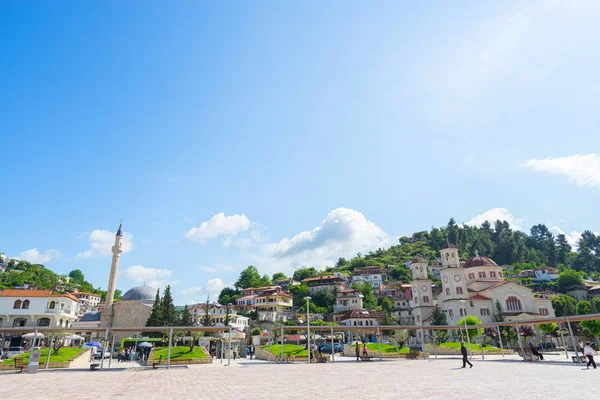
584 341 597 369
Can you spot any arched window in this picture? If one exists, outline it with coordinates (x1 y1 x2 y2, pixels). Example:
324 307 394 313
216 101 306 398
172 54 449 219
37 318 51 327
423 296 430 303
479 272 486 279
416 315 421 322
414 297 419 304
498 272 503 278
480 308 490 316
459 308 467 317
21 300 30 309
456 287 464 295
490 271 496 278
12 318 27 327
13 300 22 309
448 309 454 318
468 273 475 279
59 319 63 327
540 308 548 316
506 296 522 311
445 288 450 295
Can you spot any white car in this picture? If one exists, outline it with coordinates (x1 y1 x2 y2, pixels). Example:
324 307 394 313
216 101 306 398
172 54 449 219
4 346 25 359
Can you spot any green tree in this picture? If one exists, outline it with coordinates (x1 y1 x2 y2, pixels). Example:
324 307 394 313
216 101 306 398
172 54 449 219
292 267 320 282
68 269 85 283
179 305 193 326
538 323 557 336
577 300 592 315
160 285 178 326
145 289 163 328
430 305 447 326
551 294 578 317
352 281 377 310
218 287 239 305
557 269 584 292
272 272 287 282
312 288 335 313
224 303 231 326
581 320 600 338
381 297 394 316
201 296 214 327
556 234 572 265
457 315 483 341
234 266 264 289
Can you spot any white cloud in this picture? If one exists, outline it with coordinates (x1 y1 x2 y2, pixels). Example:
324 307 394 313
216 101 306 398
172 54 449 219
258 208 396 274
76 232 89 240
120 265 174 289
15 248 60 264
76 229 133 258
184 213 251 244
523 154 600 187
548 227 582 249
465 208 525 231
197 265 236 274
182 278 225 301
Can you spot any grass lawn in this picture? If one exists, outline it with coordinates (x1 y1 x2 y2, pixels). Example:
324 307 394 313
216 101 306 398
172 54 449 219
261 344 308 357
153 346 206 360
438 342 500 351
1 347 85 364
349 343 409 354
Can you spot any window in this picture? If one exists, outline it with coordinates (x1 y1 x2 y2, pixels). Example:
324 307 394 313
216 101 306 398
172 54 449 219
423 296 430 303
448 309 454 318
479 272 486 279
498 272 503 278
446 288 450 295
506 296 522 311
13 300 22 309
540 308 548 316
459 308 467 317
468 273 475 279
416 315 421 322
480 308 490 316
456 287 464 295
490 271 496 278
22 300 30 309
414 297 418 304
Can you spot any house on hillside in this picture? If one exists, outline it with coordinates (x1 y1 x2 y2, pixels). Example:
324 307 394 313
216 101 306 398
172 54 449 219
302 275 348 294
190 302 249 331
532 267 560 281
333 289 363 313
0 289 80 329
339 308 384 342
254 290 293 322
274 278 301 291
351 266 389 293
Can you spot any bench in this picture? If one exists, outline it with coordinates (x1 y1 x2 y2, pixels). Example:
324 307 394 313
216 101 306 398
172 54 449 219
152 355 163 369
90 362 100 371
572 355 588 363
13 357 24 373
406 347 420 360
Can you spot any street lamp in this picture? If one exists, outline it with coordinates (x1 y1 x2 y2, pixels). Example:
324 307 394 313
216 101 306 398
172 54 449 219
459 300 472 358
304 296 312 364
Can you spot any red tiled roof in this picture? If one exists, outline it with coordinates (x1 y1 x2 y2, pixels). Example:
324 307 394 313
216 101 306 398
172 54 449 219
302 275 341 282
256 291 292 298
464 256 498 268
411 257 426 264
442 242 457 249
469 294 492 301
0 289 80 303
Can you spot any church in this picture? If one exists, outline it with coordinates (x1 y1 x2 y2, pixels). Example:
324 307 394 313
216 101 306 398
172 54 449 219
75 221 157 343
410 243 555 327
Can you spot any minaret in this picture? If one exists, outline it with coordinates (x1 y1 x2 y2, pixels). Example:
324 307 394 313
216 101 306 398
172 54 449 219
105 220 123 308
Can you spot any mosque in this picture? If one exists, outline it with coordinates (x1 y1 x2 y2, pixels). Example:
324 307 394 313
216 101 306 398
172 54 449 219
75 222 157 343
410 243 555 328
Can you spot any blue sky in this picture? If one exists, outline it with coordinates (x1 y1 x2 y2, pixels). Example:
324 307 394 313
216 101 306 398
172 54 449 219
1 1 599 304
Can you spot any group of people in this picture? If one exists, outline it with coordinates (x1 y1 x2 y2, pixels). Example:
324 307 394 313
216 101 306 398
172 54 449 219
354 342 369 361
116 346 145 362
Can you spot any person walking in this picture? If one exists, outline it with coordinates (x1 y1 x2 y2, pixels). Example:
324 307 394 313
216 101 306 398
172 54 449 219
233 347 237 361
249 344 254 361
461 341 473 368
362 343 368 358
584 341 597 369
578 341 585 356
355 341 360 361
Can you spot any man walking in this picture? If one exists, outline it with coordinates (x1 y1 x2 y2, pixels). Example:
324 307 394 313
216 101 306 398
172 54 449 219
355 341 360 361
584 341 597 369
461 341 473 368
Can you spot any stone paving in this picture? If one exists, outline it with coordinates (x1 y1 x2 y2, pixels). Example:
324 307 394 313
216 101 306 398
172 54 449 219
0 356 597 400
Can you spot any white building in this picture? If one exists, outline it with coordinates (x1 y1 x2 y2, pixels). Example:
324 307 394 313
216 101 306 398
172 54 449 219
190 303 250 331
415 244 555 327
532 267 560 282
0 289 81 328
339 308 384 342
333 289 363 313
71 291 101 313
352 266 389 291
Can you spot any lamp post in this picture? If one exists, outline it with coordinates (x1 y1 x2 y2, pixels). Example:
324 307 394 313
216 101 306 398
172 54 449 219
459 300 472 358
304 296 312 364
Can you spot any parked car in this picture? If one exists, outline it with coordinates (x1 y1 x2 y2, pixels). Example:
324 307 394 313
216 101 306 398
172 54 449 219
536 342 556 351
318 343 344 354
3 346 25 359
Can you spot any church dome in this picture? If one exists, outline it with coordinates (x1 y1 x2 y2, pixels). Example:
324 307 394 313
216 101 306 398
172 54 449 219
121 285 157 301
442 242 457 249
411 257 427 264
464 256 498 268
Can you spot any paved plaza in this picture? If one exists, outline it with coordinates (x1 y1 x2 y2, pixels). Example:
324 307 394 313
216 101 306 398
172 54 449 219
0 356 597 400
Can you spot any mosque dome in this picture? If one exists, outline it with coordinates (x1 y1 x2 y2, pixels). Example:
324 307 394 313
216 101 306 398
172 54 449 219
121 285 157 301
